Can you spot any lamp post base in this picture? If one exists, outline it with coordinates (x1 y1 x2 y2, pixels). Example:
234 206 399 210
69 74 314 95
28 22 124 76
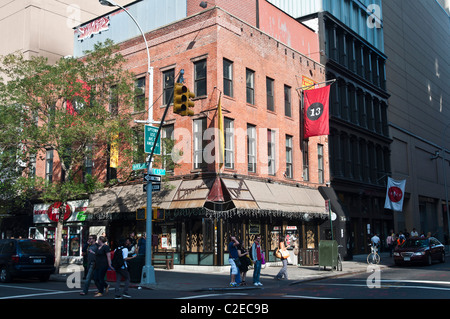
140 265 156 286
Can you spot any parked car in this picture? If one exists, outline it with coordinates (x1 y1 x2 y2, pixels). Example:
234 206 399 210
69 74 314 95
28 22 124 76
0 239 55 282
393 237 446 266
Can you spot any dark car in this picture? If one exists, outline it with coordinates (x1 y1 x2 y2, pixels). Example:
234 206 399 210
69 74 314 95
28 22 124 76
394 237 446 266
0 239 55 282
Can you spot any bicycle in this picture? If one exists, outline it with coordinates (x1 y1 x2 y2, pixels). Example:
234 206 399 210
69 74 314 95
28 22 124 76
367 244 380 264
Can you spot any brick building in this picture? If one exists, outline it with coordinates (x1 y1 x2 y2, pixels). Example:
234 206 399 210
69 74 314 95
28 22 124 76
33 1 334 267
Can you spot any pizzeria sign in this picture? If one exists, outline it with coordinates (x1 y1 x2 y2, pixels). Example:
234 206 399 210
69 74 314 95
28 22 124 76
77 16 110 41
33 200 89 223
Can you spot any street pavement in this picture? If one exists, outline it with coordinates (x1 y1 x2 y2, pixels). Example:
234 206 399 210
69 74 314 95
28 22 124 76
50 252 393 292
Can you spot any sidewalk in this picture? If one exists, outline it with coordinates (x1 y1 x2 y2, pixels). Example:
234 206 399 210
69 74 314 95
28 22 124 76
51 252 393 292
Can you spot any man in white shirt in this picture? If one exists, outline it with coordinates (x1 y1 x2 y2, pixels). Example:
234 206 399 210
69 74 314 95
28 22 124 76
371 234 381 252
410 228 419 237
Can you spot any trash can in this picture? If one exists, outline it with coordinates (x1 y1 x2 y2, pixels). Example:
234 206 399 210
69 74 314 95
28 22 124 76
318 240 338 270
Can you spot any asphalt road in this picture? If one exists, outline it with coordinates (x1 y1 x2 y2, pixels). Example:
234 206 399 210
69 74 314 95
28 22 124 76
0 260 448 315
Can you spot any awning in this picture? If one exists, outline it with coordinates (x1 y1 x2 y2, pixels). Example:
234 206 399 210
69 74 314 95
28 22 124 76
85 177 329 221
204 177 328 220
169 178 213 209
86 180 180 218
221 177 259 210
318 186 350 221
242 179 328 219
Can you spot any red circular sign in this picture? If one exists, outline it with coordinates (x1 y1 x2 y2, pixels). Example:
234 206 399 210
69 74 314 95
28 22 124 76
388 187 403 203
47 202 71 222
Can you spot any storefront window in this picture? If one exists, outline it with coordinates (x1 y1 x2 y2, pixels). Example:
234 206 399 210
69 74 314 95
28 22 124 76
69 227 81 256
46 228 55 250
269 226 281 252
185 220 203 253
181 218 214 265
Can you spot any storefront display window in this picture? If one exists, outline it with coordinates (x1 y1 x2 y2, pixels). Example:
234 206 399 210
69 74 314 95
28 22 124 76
182 218 214 265
32 200 88 261
69 227 81 256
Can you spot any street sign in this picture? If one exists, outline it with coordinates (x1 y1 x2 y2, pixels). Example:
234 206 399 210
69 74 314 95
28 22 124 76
132 163 147 170
144 125 161 155
143 183 161 192
144 174 161 183
152 168 166 175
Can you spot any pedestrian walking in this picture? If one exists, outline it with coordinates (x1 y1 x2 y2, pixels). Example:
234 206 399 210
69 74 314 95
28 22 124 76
80 235 98 296
275 238 289 280
386 230 395 257
251 235 263 286
228 235 241 287
93 235 113 297
112 239 133 299
237 241 250 286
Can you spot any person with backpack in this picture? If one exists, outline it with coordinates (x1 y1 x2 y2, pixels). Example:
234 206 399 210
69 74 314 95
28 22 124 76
112 238 133 299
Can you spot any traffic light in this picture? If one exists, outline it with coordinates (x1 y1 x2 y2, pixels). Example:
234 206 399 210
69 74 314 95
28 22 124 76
136 207 146 220
173 83 185 114
137 207 165 221
152 207 165 221
173 83 195 116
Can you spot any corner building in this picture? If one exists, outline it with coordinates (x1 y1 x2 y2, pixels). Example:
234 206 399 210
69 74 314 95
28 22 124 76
77 1 332 267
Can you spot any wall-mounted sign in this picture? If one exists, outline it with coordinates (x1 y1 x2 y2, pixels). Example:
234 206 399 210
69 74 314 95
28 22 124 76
47 202 72 222
33 200 89 223
77 16 110 41
249 224 260 235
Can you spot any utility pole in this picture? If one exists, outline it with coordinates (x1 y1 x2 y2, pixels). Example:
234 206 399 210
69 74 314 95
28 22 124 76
140 70 188 286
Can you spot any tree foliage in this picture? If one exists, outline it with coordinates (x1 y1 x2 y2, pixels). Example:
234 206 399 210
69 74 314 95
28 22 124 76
0 40 141 209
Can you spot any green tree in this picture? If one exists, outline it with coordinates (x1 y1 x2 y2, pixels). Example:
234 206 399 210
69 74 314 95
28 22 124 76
0 40 143 272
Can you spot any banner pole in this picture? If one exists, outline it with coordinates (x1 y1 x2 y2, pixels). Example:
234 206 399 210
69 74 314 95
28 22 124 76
298 78 336 92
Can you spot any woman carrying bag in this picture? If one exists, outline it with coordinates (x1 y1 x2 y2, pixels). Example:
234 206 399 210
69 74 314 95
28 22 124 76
275 237 290 280
237 242 250 286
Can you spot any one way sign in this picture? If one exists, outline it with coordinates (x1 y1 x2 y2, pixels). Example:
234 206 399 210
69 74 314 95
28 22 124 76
143 183 161 192
143 174 161 183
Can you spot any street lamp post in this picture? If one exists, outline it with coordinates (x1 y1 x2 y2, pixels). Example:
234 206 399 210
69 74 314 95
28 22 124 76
99 0 156 285
99 0 155 125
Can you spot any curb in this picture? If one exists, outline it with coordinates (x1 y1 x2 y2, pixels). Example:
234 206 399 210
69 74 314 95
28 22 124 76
196 286 262 292
50 259 392 291
288 265 387 286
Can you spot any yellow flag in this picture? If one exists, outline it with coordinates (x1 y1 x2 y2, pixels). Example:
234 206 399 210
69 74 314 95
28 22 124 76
218 94 224 168
110 133 119 168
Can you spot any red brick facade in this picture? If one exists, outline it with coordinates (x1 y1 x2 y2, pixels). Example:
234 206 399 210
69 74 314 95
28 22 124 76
121 6 327 186
37 4 327 189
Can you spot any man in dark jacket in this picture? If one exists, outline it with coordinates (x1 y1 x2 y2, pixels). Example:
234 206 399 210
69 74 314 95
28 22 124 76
80 235 98 295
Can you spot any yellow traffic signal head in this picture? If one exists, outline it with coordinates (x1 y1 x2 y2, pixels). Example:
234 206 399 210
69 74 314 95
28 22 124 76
152 207 165 220
173 83 195 116
173 83 187 114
